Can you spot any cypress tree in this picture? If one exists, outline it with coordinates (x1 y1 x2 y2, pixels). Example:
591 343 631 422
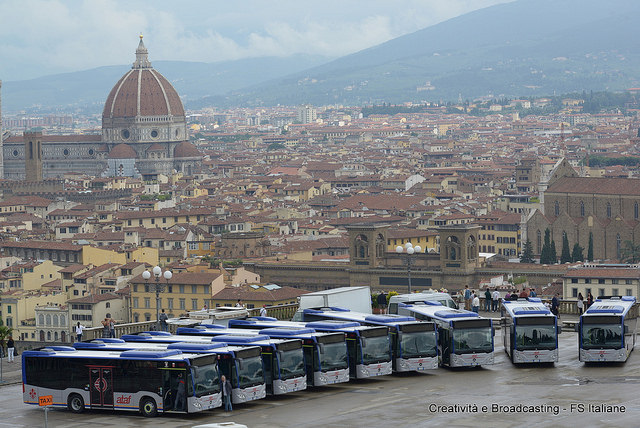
540 228 552 264
520 239 534 263
571 243 584 262
587 232 594 261
550 239 558 264
560 233 571 263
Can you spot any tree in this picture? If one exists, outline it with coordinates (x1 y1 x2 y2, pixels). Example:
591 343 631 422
587 232 594 262
0 320 13 356
550 239 558 264
571 243 584 263
560 233 571 263
540 228 552 264
520 239 534 263
620 240 640 264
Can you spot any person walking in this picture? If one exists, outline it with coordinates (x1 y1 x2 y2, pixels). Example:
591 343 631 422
551 293 560 317
492 288 500 312
484 289 492 312
159 309 169 332
75 322 84 342
471 292 480 313
221 374 233 412
377 291 387 314
464 285 471 311
587 292 594 309
577 292 584 315
260 305 267 317
7 336 15 362
235 299 244 308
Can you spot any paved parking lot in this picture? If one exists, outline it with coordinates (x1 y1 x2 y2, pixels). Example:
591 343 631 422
1 329 639 428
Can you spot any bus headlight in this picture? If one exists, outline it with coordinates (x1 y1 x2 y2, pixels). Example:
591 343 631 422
398 359 409 370
236 391 245 401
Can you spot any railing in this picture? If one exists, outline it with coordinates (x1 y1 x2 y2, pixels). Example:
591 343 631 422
82 321 159 341
247 303 299 320
478 297 579 315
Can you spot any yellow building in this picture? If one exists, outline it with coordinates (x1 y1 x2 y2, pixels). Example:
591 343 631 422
475 212 522 257
115 208 213 230
386 229 439 253
82 245 159 267
1 290 67 340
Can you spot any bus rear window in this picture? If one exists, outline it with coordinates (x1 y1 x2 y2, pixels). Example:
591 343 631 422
318 333 344 345
516 317 555 326
400 323 434 333
582 315 621 325
361 327 389 338
276 340 302 352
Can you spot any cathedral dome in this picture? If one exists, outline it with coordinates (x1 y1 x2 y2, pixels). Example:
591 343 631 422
108 143 138 159
102 38 184 120
173 141 201 158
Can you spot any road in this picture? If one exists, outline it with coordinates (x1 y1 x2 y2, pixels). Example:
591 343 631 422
1 331 639 428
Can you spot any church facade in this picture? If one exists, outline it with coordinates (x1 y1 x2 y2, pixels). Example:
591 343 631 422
3 37 201 180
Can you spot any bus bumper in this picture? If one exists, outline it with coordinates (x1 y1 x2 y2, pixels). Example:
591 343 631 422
189 392 222 411
396 357 438 372
232 384 266 404
273 376 307 395
314 368 349 386
356 361 392 378
450 352 494 367
580 348 626 362
514 349 558 363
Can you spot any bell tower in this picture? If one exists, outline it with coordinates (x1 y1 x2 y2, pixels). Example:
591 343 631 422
439 224 480 274
24 131 43 181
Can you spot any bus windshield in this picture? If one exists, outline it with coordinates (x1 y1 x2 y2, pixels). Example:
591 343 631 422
400 331 437 358
237 355 264 388
582 324 623 349
453 328 492 354
279 348 305 380
319 341 348 371
362 335 390 364
515 325 557 350
191 358 220 397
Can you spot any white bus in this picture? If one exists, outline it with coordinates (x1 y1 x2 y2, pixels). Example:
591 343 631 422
579 296 638 362
501 298 560 364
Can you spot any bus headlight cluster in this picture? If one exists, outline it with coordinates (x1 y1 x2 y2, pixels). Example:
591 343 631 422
236 391 245 400
193 401 202 409
398 359 410 370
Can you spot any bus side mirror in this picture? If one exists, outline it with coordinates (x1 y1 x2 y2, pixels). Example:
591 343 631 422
574 324 580 333
625 325 629 335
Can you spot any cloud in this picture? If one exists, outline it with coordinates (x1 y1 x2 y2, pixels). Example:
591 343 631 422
0 0 513 80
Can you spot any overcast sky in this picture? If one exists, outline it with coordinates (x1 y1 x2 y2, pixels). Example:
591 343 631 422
0 0 512 81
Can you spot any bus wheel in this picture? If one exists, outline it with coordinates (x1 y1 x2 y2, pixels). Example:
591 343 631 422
67 393 85 413
140 397 158 417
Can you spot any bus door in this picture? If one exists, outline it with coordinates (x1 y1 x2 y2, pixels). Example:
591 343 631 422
89 366 114 408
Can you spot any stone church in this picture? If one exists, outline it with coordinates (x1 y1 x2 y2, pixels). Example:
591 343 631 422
526 158 640 261
2 36 201 180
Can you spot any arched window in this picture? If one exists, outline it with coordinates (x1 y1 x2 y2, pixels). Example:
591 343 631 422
106 302 110 308
54 332 58 341
554 201 560 216
46 314 51 326
617 234 622 259
53 315 58 327
47 331 51 341
580 201 585 217
38 314 44 326
607 202 612 218
635 202 638 220
60 315 66 327
536 230 542 254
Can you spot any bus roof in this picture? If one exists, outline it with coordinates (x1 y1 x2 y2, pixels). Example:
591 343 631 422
584 297 636 316
303 308 416 325
400 304 484 321
23 347 196 361
502 298 553 317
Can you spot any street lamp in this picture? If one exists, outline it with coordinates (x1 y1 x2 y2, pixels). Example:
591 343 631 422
142 266 173 331
396 242 422 294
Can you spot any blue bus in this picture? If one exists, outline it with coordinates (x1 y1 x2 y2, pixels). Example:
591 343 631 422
22 347 220 417
579 296 638 362
229 318 393 379
299 308 438 372
178 326 350 386
120 333 267 404
501 298 560 364
397 303 494 367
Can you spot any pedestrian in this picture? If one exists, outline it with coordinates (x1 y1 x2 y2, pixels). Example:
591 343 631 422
518 288 529 298
109 318 116 338
492 288 500 312
484 288 492 312
377 291 387 314
551 293 560 317
174 372 186 411
260 305 267 317
577 292 584 315
235 299 244 308
504 291 511 301
529 288 537 298
221 374 233 412
464 285 471 311
75 322 84 342
7 336 15 362
101 317 111 338
587 292 594 309
472 292 480 313
159 309 169 332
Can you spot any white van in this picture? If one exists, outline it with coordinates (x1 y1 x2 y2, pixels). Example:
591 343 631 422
388 291 458 314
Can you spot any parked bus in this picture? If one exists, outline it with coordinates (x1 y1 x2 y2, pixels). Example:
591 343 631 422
229 319 393 379
578 296 638 362
299 308 438 372
177 326 350 386
22 347 221 417
501 298 560 364
397 303 494 367
120 333 267 404
388 291 458 314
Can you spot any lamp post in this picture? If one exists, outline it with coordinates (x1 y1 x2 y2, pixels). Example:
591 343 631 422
396 242 422 294
142 265 172 331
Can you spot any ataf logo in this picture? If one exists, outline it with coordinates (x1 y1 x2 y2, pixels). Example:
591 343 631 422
29 388 37 400
116 395 132 405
